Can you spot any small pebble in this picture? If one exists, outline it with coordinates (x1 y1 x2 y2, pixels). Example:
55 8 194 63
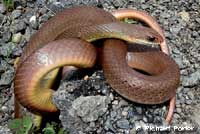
84 75 89 81
12 33 22 43
179 11 190 22
2 32 11 42
116 119 130 129
0 4 6 14
29 15 38 29
104 119 115 132
176 108 182 113
112 100 119 105
11 10 22 19
1 106 8 112
11 20 26 33
142 116 148 123
182 71 200 87
135 107 142 114
122 111 128 117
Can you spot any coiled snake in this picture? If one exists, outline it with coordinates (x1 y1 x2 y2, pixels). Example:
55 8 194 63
14 6 180 124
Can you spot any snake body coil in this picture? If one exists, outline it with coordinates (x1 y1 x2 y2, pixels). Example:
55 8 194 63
14 6 180 114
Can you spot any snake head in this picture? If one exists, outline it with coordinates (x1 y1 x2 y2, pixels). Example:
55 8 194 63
105 22 164 46
127 24 164 46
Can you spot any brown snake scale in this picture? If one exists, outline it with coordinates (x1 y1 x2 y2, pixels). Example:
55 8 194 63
14 6 180 120
103 39 179 104
15 39 97 113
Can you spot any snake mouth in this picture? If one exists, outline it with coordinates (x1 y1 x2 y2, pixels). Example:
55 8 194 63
137 34 164 47
134 38 160 46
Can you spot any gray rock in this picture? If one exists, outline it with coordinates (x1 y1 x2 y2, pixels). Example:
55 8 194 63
0 60 10 72
89 121 95 128
145 114 154 123
142 116 148 123
196 18 200 24
173 113 180 119
113 0 126 7
0 42 16 57
39 8 48 15
53 83 111 133
70 96 111 122
80 0 99 5
176 107 182 113
154 116 164 124
12 33 22 43
135 107 142 114
101 87 109 95
0 4 6 14
0 126 11 134
122 110 128 117
127 107 134 118
39 14 51 24
110 111 117 119
170 25 182 35
182 71 200 87
48 2 65 13
191 105 200 126
24 27 31 41
174 56 185 69
1 105 9 113
94 84 100 90
106 132 114 134
0 13 4 24
118 99 129 107
53 89 83 134
116 119 130 129
11 10 22 19
104 119 116 132
187 91 194 100
132 114 143 121
130 128 136 134
16 5 23 10
58 0 99 7
0 69 14 86
112 100 119 105
36 0 45 6
178 11 190 22
29 15 38 29
185 99 192 105
2 31 11 42
11 46 23 57
27 1 35 8
134 121 142 132
11 20 26 33
162 11 171 18
192 31 198 38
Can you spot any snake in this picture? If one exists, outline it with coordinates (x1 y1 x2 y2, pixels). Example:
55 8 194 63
14 6 180 123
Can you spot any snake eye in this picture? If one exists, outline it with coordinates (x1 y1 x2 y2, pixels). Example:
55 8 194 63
147 36 156 42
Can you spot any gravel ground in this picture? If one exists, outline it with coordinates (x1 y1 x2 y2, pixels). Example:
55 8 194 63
0 0 200 134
